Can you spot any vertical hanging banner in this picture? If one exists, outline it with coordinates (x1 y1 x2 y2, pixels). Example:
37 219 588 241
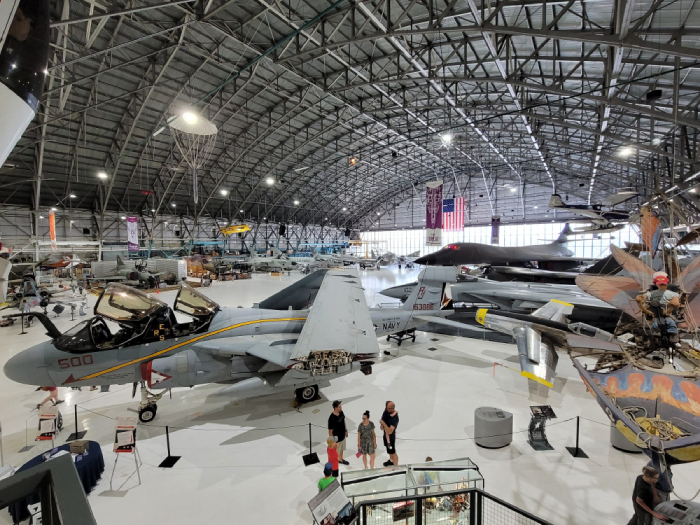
49 210 57 251
426 181 443 246
127 216 139 252
443 196 465 231
491 216 501 245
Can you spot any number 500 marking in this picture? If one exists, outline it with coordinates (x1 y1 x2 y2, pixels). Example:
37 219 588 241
58 355 94 369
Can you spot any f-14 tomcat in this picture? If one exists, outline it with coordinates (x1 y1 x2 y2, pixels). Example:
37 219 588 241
4 268 456 422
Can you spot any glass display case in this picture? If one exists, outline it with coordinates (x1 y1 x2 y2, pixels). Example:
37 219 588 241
340 458 484 507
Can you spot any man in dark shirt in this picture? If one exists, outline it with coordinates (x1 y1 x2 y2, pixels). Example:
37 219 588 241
328 400 349 465
626 466 667 524
380 400 399 467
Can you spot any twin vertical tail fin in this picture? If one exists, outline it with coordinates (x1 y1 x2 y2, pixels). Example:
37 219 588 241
402 267 458 312
555 223 573 244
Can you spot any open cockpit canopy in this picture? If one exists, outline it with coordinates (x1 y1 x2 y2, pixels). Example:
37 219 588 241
53 283 218 353
94 283 167 323
174 284 219 318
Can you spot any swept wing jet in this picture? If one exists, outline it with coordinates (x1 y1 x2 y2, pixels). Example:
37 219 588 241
382 277 620 330
473 300 617 387
414 225 575 268
4 267 457 421
90 256 163 287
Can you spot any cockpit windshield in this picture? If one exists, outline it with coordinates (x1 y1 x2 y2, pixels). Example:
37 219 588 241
94 284 167 322
174 284 219 317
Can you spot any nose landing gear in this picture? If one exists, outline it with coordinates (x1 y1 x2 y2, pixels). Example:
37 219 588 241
134 382 170 423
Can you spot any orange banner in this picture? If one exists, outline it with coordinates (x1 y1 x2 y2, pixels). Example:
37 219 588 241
49 210 57 251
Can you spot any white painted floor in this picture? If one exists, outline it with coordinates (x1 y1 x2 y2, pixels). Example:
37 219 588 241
1 267 698 524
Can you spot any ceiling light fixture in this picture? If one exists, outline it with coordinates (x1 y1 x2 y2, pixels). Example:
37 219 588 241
97 171 107 179
51 207 57 211
182 111 198 124
510 188 516 193
69 194 76 198
294 200 300 205
619 146 634 157
441 132 452 145
151 209 156 212
266 177 275 185
349 156 357 165
342 207 347 211
220 189 228 196
121 216 126 220
171 203 176 207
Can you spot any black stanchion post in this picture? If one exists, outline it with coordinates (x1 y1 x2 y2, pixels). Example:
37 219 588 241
158 425 181 468
302 422 319 466
566 416 588 458
67 404 87 441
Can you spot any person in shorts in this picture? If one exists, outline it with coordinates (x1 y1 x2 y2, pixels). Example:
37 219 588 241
328 400 349 465
380 401 399 467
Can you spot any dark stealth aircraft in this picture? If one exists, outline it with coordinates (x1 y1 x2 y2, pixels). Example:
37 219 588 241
414 224 577 268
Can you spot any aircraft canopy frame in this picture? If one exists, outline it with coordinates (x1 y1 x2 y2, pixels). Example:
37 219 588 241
94 283 167 323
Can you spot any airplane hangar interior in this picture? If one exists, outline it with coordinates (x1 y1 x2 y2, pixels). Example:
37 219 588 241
3 0 700 524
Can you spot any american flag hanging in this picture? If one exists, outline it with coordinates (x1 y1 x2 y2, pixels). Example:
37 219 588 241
442 197 465 231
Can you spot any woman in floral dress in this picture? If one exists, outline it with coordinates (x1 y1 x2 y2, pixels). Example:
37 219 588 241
357 410 377 469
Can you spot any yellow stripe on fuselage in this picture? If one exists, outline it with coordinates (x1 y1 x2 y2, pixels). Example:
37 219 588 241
68 317 306 383
550 299 574 307
521 371 553 388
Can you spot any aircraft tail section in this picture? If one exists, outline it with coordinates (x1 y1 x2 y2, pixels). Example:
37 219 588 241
554 223 573 244
403 266 457 312
116 255 125 268
549 194 566 208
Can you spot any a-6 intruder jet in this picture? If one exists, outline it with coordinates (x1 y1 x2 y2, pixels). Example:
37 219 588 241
4 267 456 422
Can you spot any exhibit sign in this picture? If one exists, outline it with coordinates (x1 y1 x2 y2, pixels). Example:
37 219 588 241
308 479 357 525
114 417 137 453
127 216 139 252
36 406 58 441
426 181 443 246
491 216 500 245
49 210 57 251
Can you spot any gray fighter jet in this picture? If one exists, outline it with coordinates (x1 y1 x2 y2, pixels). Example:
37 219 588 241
4 267 457 421
414 225 575 267
381 277 621 329
474 300 617 387
90 256 163 287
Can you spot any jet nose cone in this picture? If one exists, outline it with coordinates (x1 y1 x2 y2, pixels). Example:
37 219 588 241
415 254 436 265
3 345 51 386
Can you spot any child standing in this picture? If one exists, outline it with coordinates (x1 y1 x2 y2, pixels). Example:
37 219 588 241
327 438 339 477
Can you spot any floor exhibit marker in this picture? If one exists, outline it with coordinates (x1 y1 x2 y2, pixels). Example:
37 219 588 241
66 405 87 441
158 426 181 468
565 416 589 458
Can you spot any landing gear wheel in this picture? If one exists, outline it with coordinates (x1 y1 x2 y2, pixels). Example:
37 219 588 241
397 340 402 346
386 335 390 341
295 385 318 404
139 405 157 423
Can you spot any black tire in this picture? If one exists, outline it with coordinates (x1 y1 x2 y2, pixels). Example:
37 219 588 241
139 405 157 423
295 385 318 403
397 340 402 346
386 335 390 341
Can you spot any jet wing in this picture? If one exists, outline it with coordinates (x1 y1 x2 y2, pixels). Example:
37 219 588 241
97 275 126 281
290 269 378 361
513 325 558 387
412 315 491 332
531 299 573 323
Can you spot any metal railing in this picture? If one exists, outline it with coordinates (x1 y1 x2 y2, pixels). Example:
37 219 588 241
352 487 552 525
